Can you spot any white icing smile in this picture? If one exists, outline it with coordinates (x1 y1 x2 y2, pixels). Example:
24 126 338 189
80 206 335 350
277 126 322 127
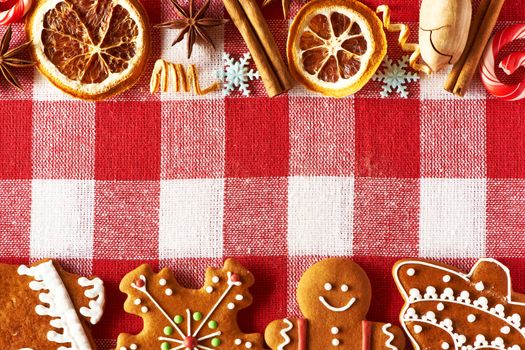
319 296 356 312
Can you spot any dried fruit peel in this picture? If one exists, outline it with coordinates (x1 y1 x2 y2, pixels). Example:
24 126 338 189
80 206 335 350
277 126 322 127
287 0 387 98
26 0 150 100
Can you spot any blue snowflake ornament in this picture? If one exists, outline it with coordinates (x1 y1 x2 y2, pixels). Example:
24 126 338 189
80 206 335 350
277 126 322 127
372 55 419 98
218 53 261 96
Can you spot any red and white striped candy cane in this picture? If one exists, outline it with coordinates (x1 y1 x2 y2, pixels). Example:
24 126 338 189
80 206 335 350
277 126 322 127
480 24 525 101
0 0 32 25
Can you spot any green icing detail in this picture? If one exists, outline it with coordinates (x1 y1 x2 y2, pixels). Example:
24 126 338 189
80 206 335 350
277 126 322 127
161 342 170 350
211 337 221 347
164 326 174 335
174 315 184 324
208 320 218 329
193 311 203 321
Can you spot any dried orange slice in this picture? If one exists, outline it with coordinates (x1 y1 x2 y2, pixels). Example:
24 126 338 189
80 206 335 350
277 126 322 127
288 0 387 98
26 0 150 100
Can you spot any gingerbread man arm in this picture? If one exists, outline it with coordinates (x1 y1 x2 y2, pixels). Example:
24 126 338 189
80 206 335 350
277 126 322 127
265 318 308 350
368 321 406 350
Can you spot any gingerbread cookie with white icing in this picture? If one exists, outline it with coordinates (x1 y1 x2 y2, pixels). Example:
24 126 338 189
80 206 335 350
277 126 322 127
117 258 264 350
0 259 105 349
265 258 405 350
393 258 525 350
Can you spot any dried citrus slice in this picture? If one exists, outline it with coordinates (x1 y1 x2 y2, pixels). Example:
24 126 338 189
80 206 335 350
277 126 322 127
288 0 387 98
26 0 150 100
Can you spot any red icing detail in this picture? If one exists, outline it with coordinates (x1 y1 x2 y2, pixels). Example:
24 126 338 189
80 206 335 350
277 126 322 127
135 278 145 288
230 273 241 282
297 318 307 350
184 336 198 348
362 320 372 350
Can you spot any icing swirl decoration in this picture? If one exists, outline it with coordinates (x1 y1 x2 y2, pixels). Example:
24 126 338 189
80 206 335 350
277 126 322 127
277 319 293 350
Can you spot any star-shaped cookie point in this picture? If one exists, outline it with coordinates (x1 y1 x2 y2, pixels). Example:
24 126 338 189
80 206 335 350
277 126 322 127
0 25 34 91
156 0 228 59
262 0 290 19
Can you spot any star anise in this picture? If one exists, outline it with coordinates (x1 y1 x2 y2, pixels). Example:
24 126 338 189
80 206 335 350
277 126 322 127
0 26 34 91
155 0 228 59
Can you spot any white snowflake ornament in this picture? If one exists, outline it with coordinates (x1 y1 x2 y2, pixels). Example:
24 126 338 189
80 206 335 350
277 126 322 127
218 52 261 96
372 55 419 98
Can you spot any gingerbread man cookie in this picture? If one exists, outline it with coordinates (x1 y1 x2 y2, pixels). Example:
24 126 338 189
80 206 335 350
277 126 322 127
117 258 264 350
265 258 405 350
393 258 525 350
0 259 105 349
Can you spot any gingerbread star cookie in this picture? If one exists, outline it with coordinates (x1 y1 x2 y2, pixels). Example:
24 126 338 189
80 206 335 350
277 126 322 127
393 258 525 350
0 259 105 349
117 258 264 350
265 258 406 349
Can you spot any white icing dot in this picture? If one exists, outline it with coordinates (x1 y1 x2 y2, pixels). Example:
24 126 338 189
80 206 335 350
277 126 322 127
332 338 340 346
159 278 167 286
245 342 252 348
234 339 242 345
130 345 138 350
467 314 476 323
407 268 415 276
495 304 505 313
236 294 244 301
331 327 339 335
134 298 141 305
120 347 127 350
227 302 235 310
442 275 451 283
475 281 485 291
212 276 220 283
141 306 148 313
206 286 214 294
165 288 173 296
341 284 349 292
501 326 511 334
324 283 333 291
414 325 422 334
442 342 450 350
437 303 445 311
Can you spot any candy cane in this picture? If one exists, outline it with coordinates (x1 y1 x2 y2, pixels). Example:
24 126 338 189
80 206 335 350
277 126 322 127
480 24 525 101
0 0 33 25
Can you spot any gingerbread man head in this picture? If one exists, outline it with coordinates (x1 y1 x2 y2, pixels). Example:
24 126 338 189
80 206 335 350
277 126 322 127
265 258 405 350
298 258 372 323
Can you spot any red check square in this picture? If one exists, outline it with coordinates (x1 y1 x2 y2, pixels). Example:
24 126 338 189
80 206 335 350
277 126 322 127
225 97 289 178
95 101 161 180
355 98 420 178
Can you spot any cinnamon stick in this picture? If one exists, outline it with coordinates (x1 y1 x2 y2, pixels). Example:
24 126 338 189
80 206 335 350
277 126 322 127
223 0 294 97
445 0 505 96
237 0 294 92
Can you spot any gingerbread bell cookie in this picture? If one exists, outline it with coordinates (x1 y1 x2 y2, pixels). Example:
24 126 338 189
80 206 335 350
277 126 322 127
393 258 525 350
0 259 105 349
265 258 405 349
117 258 264 350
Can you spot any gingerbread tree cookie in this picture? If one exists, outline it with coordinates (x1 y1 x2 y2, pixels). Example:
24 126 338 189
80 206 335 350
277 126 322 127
117 258 264 350
265 258 406 349
394 258 525 350
0 259 105 349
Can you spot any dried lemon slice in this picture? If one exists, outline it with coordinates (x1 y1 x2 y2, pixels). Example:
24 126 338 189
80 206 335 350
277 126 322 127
288 0 386 98
26 0 150 100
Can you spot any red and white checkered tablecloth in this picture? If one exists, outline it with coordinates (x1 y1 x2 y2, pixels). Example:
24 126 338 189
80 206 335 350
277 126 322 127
1 0 525 347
